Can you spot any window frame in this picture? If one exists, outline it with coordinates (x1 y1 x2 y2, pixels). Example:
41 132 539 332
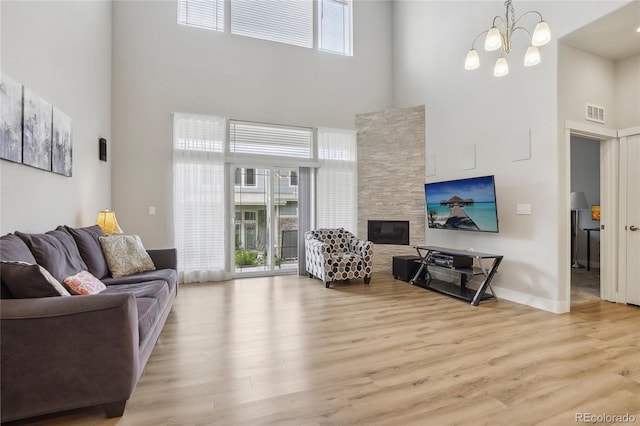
318 0 353 57
177 0 225 32
177 0 353 56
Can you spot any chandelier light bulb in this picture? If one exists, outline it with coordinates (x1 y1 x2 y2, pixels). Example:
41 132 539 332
532 21 551 46
493 57 509 77
524 46 541 67
484 26 502 51
465 49 480 70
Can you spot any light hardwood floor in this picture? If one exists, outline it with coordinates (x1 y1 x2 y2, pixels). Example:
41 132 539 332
12 274 640 426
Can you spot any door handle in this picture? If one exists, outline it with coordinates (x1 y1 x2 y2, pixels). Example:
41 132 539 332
630 225 639 231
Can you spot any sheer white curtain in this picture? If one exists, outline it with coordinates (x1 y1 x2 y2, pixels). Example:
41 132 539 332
316 127 357 233
173 113 230 283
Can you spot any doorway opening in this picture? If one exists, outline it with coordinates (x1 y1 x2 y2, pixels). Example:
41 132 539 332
232 166 299 277
570 135 601 305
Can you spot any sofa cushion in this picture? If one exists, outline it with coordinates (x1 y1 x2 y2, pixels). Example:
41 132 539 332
63 270 107 295
102 268 177 290
65 225 110 279
0 234 38 263
102 281 169 343
136 298 161 344
15 228 87 283
0 261 71 298
0 234 39 299
99 235 156 278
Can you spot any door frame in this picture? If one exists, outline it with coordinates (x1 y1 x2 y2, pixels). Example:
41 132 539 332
228 164 300 278
617 126 640 303
564 121 617 308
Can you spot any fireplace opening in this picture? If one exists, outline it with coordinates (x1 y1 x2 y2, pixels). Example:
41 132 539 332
367 220 409 245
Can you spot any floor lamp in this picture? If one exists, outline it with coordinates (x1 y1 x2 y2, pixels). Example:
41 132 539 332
570 191 588 268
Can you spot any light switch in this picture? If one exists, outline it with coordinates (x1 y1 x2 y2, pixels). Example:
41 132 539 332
148 206 156 216
517 203 531 215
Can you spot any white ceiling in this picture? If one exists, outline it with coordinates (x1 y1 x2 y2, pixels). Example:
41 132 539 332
560 1 640 61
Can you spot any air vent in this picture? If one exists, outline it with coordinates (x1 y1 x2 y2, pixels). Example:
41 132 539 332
586 103 605 124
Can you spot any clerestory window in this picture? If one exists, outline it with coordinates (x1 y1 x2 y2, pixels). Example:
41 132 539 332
177 0 353 56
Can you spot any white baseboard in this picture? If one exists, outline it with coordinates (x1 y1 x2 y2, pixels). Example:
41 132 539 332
492 286 569 314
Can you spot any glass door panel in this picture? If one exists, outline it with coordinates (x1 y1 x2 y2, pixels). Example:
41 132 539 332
232 166 298 275
273 168 299 272
234 167 270 273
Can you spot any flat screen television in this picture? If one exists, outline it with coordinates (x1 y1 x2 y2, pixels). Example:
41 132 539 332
425 175 499 233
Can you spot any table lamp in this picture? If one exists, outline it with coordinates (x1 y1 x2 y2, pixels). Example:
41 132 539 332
96 209 124 235
570 192 588 268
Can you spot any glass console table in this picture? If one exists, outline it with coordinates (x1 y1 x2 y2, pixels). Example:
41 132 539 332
409 246 503 306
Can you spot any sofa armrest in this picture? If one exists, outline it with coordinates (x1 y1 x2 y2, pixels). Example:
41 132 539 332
1 294 139 422
147 248 177 270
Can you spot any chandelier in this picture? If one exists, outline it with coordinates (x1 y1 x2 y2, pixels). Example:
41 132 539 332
464 0 551 77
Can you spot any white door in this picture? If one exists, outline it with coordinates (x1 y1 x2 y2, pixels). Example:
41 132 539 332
621 132 640 305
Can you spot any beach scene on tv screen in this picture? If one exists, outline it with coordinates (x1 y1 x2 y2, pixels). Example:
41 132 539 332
426 176 498 232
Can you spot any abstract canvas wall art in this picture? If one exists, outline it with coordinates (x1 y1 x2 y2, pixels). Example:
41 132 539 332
22 87 52 171
0 74 23 163
1 72 73 177
52 107 72 176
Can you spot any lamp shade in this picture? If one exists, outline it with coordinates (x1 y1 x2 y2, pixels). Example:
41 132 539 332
570 192 588 211
493 57 509 77
465 49 480 70
96 210 124 235
484 26 502 51
532 21 551 46
524 46 541 67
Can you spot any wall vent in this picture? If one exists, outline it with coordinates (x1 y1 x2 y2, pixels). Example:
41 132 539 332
586 103 605 124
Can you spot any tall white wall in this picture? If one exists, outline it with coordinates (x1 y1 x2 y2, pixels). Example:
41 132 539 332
615 53 640 130
392 1 628 312
0 1 112 234
558 44 617 127
112 0 393 248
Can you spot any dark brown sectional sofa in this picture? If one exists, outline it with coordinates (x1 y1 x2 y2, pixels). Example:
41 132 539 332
0 225 178 422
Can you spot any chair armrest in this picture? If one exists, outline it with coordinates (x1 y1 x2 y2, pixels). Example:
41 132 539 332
147 248 177 270
1 294 139 422
349 238 374 257
305 238 330 260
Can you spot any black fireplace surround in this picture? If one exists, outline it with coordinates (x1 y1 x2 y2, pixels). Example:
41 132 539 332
367 220 409 245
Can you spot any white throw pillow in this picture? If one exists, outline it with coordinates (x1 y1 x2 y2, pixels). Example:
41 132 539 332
99 235 156 278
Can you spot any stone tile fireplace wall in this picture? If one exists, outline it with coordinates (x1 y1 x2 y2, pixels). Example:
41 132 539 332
356 105 426 273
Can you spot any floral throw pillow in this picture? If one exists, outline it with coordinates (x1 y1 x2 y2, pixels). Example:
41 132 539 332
63 270 107 295
99 235 156 278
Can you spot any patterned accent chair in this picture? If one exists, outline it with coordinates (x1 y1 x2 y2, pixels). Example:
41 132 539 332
304 228 373 288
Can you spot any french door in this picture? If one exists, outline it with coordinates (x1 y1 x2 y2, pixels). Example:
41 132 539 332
232 166 299 276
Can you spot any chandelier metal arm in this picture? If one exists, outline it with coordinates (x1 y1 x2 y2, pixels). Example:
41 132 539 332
512 10 544 28
511 26 533 42
470 29 490 49
491 15 507 30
